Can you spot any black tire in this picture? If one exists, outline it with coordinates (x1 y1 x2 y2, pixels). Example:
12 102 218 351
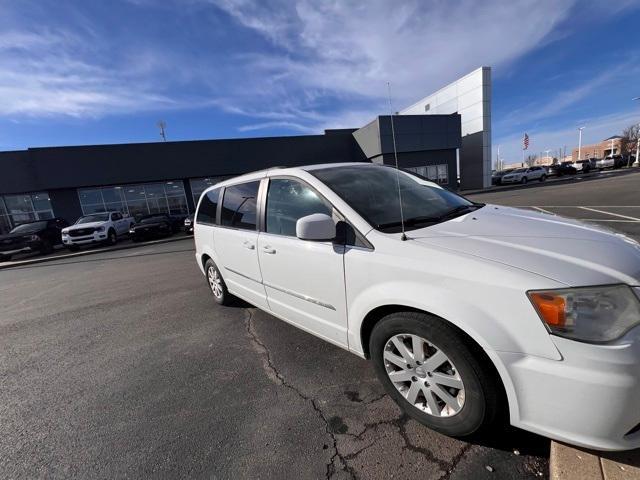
106 229 117 245
520 177 528 184
204 258 232 305
370 312 503 438
66 245 80 252
539 174 546 182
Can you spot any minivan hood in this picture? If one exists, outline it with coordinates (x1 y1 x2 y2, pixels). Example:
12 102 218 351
409 205 640 286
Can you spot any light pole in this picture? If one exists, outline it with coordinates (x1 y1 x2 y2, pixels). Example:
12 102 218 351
544 149 551 165
578 126 585 161
633 97 639 167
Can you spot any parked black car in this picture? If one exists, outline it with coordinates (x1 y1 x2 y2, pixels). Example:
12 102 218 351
548 162 577 176
129 214 173 242
0 218 69 260
491 168 515 185
183 214 194 235
168 214 187 233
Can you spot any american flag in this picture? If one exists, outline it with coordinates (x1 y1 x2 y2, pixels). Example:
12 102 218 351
523 133 530 150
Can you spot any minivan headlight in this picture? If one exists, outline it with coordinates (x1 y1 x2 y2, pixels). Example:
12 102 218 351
527 285 640 343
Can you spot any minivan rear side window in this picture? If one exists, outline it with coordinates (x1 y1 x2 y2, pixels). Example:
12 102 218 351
220 181 259 230
196 187 220 225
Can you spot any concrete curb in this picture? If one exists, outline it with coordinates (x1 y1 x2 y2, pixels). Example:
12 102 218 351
550 442 640 480
0 235 193 270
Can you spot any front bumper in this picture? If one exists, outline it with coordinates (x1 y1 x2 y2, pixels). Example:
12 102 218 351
62 232 108 246
494 326 640 451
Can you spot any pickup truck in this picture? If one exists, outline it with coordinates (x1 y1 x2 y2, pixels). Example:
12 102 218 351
61 212 134 250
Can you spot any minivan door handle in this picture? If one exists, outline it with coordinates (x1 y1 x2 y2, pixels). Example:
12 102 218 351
262 246 276 254
242 241 255 250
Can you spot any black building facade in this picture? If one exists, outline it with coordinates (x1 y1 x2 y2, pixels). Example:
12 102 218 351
0 114 461 234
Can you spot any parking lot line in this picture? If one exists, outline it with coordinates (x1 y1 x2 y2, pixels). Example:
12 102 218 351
579 207 640 221
532 206 555 215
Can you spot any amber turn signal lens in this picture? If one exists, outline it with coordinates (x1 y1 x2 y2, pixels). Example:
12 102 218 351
528 292 566 327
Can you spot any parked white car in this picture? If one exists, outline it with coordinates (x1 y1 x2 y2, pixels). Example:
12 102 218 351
62 212 133 250
500 166 547 184
194 163 640 451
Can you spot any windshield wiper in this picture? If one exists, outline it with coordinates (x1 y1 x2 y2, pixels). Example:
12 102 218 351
439 203 484 220
377 204 484 232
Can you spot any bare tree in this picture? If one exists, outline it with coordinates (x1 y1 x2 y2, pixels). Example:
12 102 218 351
621 124 639 163
525 154 536 167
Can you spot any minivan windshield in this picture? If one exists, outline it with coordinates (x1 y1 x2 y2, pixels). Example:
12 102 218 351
76 213 110 224
311 165 482 233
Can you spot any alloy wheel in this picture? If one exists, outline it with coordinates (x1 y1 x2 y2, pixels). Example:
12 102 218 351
383 333 465 417
207 266 223 299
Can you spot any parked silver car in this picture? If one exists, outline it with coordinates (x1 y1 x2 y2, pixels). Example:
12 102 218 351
500 166 547 184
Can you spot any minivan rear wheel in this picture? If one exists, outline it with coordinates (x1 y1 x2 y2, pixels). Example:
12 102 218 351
369 312 502 437
204 259 231 305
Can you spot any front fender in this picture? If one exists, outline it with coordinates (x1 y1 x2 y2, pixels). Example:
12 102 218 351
347 280 561 361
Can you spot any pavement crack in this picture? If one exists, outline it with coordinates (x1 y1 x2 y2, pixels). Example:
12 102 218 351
244 308 355 480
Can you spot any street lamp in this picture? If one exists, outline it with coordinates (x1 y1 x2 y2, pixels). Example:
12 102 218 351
544 149 551 165
633 97 639 167
578 126 585 161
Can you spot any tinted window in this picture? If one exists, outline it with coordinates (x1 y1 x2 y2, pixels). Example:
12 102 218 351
220 182 259 230
266 178 332 236
10 221 47 233
311 165 474 233
196 187 220 225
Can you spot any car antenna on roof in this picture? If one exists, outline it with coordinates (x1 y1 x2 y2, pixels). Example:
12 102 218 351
387 82 407 241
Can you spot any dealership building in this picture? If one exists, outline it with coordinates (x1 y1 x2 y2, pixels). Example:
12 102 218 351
0 68 492 234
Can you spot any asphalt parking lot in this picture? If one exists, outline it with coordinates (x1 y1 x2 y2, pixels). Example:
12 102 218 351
1 241 548 479
1 169 638 479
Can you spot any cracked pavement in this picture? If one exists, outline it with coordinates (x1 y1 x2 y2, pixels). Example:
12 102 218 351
0 241 549 479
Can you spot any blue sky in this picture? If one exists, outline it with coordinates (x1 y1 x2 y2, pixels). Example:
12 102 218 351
1 0 639 164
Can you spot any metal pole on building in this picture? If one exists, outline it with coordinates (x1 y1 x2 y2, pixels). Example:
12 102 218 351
578 127 585 161
157 121 167 142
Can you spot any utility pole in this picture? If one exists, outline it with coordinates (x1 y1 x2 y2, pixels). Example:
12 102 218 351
157 120 167 142
496 145 501 171
578 127 585 161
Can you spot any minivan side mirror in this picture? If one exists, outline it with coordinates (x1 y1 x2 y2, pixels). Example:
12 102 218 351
296 213 336 241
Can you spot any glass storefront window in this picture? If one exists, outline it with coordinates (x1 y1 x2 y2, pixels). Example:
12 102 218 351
167 196 188 215
77 181 190 218
31 192 52 211
164 181 186 197
189 176 230 207
78 189 103 205
406 164 449 185
0 192 55 234
101 187 125 204
124 185 146 203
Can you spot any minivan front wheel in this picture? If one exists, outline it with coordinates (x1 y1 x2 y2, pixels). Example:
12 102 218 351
370 312 502 437
204 259 230 305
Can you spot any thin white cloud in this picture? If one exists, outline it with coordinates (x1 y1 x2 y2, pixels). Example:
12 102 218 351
0 0 637 140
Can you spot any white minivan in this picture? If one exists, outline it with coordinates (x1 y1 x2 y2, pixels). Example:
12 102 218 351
193 163 640 451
